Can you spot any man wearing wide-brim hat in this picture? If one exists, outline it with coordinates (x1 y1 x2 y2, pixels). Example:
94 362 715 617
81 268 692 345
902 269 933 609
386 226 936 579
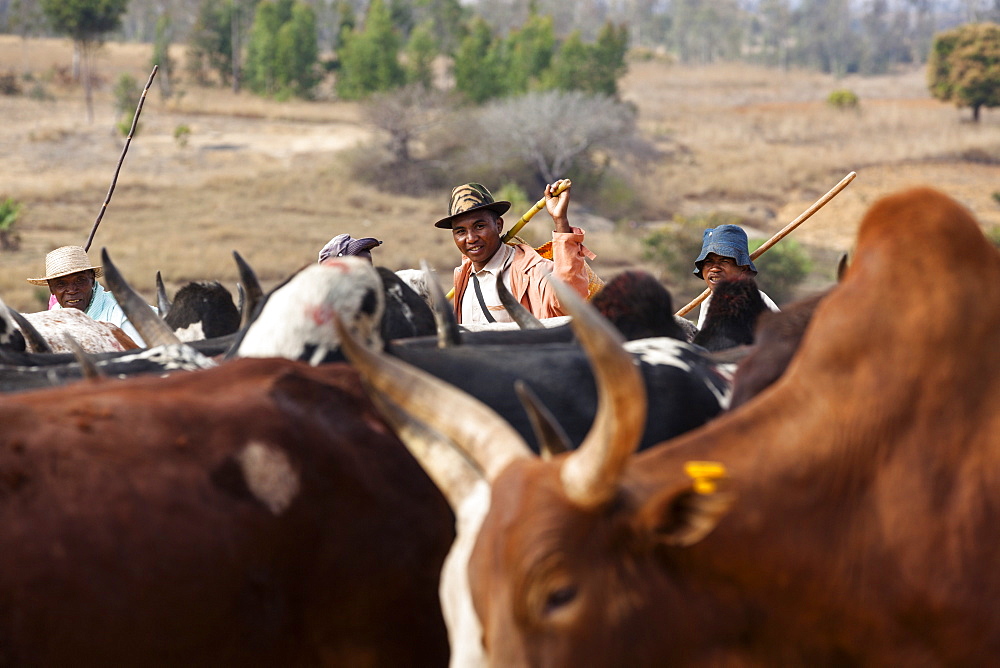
691 224 779 329
436 179 595 324
27 245 146 346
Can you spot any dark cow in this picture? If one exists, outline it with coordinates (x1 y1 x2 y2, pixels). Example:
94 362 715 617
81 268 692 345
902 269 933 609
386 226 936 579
590 270 691 342
691 276 769 351
344 187 1000 665
163 281 241 341
0 356 453 665
728 290 826 409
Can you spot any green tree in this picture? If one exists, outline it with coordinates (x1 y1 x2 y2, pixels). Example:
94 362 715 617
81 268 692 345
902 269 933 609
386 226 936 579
245 1 288 95
404 19 437 88
274 2 319 97
151 10 175 99
453 17 503 103
545 31 589 93
929 23 1000 123
503 12 555 95
589 21 629 97
336 0 406 100
40 0 129 122
187 0 234 86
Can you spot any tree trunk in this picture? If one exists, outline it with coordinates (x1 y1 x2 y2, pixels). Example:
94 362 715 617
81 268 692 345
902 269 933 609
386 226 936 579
973 104 981 122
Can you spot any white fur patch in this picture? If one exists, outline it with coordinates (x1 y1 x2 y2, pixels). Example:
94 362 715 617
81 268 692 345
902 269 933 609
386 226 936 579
236 441 300 515
441 480 491 668
173 321 205 342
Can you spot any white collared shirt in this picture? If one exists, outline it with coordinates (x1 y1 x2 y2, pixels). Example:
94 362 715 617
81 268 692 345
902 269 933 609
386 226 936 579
461 243 515 325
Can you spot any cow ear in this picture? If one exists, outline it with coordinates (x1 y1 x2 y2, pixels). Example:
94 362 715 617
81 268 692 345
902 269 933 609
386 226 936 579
640 463 735 547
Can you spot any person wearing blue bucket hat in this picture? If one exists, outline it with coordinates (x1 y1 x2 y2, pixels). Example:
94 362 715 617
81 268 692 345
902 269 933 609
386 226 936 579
692 224 779 329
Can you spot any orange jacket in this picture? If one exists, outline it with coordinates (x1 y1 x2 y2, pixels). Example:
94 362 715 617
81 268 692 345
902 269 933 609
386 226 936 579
452 227 595 324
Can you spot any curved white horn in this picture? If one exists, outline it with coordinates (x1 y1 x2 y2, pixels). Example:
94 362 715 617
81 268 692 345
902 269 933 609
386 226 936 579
551 279 647 508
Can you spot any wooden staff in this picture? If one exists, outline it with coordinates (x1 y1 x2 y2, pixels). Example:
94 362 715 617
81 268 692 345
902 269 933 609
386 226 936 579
84 65 158 252
675 171 857 318
446 180 572 300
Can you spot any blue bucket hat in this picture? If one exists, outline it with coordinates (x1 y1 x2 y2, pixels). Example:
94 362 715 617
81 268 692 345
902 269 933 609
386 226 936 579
692 224 757 279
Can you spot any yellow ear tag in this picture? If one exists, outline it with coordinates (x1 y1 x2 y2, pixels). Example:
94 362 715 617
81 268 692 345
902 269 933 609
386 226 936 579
684 461 727 495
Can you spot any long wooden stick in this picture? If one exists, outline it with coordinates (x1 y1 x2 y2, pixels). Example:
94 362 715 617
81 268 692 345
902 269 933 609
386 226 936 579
445 180 572 300
84 65 158 252
675 171 857 318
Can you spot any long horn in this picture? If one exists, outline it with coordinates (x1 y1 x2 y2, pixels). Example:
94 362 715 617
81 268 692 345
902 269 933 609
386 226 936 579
551 279 647 508
422 260 461 348
63 333 104 380
8 308 53 353
497 274 544 330
514 380 570 459
101 248 184 348
234 251 263 329
335 312 531 483
155 271 172 317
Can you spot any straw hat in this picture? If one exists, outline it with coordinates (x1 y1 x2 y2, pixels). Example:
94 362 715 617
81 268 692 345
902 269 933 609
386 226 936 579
26 246 103 286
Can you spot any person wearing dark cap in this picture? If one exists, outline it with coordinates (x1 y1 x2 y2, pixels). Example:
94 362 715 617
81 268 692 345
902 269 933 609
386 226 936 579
692 224 779 329
435 179 595 325
318 234 382 264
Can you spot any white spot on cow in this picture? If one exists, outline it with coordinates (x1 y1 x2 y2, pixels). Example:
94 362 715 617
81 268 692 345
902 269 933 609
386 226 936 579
173 321 205 342
236 441 300 515
441 480 491 668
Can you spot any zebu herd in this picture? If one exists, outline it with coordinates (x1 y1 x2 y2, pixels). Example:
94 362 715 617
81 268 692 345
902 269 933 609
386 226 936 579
0 186 996 665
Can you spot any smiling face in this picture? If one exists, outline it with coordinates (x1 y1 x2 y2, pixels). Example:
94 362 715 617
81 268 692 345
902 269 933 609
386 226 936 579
451 209 504 271
700 253 751 292
48 270 96 311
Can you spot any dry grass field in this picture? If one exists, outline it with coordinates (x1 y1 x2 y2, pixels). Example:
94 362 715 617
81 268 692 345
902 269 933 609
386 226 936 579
1 36 999 314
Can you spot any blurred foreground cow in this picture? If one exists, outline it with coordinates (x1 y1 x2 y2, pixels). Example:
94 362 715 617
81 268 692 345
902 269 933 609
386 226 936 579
343 187 1000 665
0 358 452 664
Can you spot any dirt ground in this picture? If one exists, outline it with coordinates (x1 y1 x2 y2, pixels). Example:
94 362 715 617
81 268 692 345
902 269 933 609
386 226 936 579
1 37 999 313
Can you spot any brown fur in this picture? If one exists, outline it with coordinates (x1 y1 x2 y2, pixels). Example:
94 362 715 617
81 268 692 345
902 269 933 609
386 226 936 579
467 188 1000 664
0 358 452 666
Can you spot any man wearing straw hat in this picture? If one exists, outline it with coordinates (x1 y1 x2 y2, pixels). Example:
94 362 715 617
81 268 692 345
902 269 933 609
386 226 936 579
27 246 146 346
436 179 595 324
692 224 779 329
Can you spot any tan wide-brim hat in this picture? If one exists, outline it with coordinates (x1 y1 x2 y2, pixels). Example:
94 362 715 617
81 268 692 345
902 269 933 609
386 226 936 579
26 246 103 285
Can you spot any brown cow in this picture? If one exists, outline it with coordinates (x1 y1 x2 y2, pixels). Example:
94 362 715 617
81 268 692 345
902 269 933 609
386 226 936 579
0 357 452 666
342 187 1000 665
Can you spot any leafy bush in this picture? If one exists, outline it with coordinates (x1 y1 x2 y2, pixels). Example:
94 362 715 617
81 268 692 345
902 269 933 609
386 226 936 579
113 73 141 137
749 238 812 304
0 197 23 250
642 212 740 287
174 124 192 148
827 89 859 110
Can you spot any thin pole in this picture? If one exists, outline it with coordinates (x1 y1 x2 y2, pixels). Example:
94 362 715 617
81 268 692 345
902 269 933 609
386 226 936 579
84 65 158 252
675 171 857 318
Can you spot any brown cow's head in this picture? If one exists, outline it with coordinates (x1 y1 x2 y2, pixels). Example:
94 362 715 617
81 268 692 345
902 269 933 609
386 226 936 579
337 278 734 665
